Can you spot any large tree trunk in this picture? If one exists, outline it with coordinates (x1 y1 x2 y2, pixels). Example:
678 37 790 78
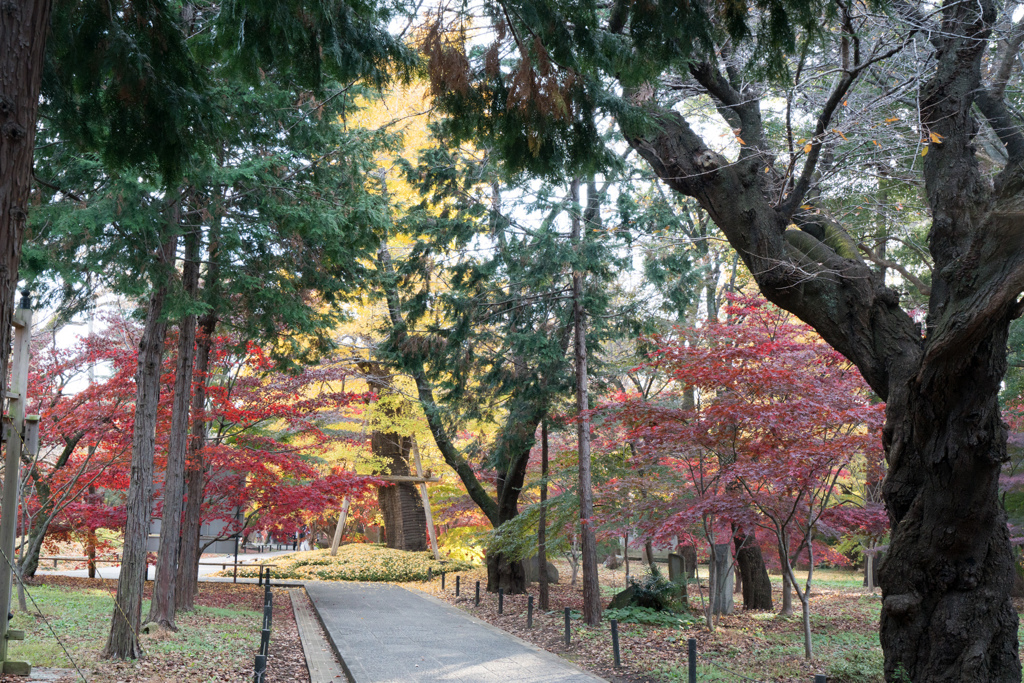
176 312 216 612
0 0 53 404
487 478 527 594
879 329 1019 681
104 272 173 659
487 551 526 594
148 230 200 631
734 532 773 611
572 177 601 626
361 362 427 552
374 432 426 551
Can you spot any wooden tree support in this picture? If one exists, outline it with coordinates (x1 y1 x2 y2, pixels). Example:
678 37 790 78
411 439 440 560
0 299 32 676
375 475 441 484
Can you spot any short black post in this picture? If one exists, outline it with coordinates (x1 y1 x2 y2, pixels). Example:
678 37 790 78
527 596 534 628
456 576 460 596
688 638 697 683
475 581 480 606
498 588 504 614
564 607 571 647
253 654 267 682
428 567 433 581
611 619 621 668
441 572 446 590
257 566 262 586
814 677 827 683
260 627 271 656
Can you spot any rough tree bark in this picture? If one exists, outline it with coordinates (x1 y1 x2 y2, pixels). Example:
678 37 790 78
175 312 217 612
148 228 200 631
104 236 176 659
734 532 773 611
374 431 427 551
538 420 550 611
619 0 1024 675
359 362 427 551
0 0 53 399
571 177 602 625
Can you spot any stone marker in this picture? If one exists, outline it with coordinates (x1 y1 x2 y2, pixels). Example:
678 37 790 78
524 555 560 584
678 545 697 579
668 553 686 585
606 585 635 610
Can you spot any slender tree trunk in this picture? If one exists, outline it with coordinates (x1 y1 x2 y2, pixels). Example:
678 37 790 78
572 177 601 626
104 260 174 659
87 527 97 579
779 540 793 617
0 0 53 404
148 230 200 630
644 538 656 574
734 532 773 610
537 420 549 611
175 313 216 612
623 531 630 581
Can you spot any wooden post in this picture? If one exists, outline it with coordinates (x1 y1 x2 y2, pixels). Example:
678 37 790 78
411 438 439 560
0 295 31 674
329 496 351 557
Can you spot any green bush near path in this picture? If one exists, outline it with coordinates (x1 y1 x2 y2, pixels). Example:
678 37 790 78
228 545 477 582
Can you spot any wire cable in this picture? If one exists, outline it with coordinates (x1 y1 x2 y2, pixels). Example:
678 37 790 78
0 545 90 682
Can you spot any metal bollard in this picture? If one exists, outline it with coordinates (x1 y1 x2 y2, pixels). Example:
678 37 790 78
442 572 446 590
611 619 621 668
253 654 267 682
688 638 697 683
260 627 271 656
564 607 571 647
475 581 480 606
527 596 534 628
498 588 504 614
428 567 433 581
456 576 460 596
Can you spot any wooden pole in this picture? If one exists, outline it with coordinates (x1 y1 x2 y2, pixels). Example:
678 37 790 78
0 296 31 674
411 438 439 560
329 496 351 557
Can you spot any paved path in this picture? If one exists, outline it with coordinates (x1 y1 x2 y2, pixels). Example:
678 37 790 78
305 582 607 683
33 549 295 580
291 588 348 683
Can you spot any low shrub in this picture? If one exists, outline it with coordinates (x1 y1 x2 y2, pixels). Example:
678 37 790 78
604 606 701 628
628 568 684 611
224 544 477 583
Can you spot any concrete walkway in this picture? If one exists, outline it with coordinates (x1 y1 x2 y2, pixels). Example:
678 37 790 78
305 582 608 683
33 549 295 580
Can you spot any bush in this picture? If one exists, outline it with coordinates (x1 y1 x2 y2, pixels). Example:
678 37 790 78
223 544 477 583
604 606 701 628
628 568 682 611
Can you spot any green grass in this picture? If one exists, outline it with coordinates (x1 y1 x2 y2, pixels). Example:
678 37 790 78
4 584 258 675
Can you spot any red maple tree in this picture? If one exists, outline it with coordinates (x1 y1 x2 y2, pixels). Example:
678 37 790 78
607 296 885 655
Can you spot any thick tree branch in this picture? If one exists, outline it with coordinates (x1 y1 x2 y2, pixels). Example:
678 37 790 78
620 106 922 401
